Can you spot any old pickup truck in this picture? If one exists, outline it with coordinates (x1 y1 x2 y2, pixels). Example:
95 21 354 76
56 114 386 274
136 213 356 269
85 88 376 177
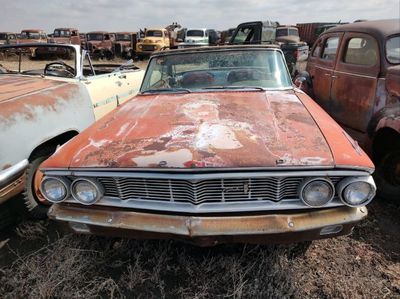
49 28 81 45
0 32 18 45
0 43 145 218
86 31 115 60
229 21 309 76
39 45 376 246
295 19 399 201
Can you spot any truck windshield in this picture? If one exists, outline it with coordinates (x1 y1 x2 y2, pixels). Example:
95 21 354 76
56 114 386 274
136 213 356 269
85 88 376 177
386 36 400 64
116 34 131 41
87 34 104 41
0 34 7 40
54 30 71 37
141 49 292 93
20 32 40 39
146 30 163 37
187 30 205 37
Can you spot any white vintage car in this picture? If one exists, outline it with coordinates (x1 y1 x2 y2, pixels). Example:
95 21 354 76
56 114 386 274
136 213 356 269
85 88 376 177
0 43 145 218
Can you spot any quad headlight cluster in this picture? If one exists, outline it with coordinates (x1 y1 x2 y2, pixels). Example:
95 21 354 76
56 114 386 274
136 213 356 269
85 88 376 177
299 176 376 208
40 177 104 205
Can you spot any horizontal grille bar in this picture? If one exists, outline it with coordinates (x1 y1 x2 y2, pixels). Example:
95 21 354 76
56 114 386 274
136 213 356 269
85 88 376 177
96 176 343 205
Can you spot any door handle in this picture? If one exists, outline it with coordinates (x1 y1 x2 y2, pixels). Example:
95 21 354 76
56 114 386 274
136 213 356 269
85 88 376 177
331 75 338 79
118 74 127 79
324 73 331 76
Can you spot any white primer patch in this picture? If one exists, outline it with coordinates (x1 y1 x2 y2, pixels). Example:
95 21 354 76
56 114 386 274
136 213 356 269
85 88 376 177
132 149 193 167
195 123 242 150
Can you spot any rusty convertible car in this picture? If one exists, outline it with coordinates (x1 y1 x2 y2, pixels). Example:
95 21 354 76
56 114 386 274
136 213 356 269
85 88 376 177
0 43 144 218
39 45 376 245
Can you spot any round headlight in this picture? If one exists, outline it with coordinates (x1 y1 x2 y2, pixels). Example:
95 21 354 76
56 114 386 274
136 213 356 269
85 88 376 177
40 177 70 203
138 44 142 49
71 178 104 205
341 181 375 207
300 178 334 207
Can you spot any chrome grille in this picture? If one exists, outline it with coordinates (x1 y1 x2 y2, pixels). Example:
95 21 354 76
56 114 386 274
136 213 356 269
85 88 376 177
142 45 155 51
97 176 343 204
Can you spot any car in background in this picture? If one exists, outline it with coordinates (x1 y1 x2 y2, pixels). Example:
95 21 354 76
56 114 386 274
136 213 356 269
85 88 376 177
178 28 219 48
0 43 145 218
86 31 115 59
0 32 18 45
295 19 399 201
49 28 81 45
19 29 47 43
39 45 376 246
114 32 138 59
136 28 175 58
229 21 308 76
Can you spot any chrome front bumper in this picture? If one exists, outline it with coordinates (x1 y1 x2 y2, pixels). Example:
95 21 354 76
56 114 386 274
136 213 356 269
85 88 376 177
48 204 367 245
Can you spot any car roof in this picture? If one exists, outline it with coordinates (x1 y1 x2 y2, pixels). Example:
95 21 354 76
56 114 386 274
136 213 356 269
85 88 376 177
21 29 45 33
324 19 399 39
54 28 78 31
151 44 280 57
87 31 108 34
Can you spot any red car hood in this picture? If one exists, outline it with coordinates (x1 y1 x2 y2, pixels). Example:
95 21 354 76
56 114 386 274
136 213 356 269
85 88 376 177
45 90 335 169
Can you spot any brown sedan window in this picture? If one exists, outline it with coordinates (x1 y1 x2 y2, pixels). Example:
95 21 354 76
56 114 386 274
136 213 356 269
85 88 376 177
321 37 339 60
344 37 378 66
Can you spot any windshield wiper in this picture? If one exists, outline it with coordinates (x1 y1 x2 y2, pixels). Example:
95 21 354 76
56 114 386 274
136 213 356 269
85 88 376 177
201 86 265 91
141 88 191 94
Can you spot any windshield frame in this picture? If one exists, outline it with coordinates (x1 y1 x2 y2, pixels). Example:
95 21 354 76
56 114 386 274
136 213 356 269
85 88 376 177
140 47 293 93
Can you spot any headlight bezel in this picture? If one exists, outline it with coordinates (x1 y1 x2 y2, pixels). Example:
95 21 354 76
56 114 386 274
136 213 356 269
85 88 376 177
40 176 70 203
337 176 376 207
299 177 335 207
70 177 104 205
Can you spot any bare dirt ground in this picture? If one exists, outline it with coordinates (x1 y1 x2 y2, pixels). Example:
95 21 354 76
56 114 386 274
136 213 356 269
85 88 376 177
0 198 399 299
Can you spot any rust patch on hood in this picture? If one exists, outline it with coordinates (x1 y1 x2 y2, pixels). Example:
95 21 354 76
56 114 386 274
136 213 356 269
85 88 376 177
43 90 334 169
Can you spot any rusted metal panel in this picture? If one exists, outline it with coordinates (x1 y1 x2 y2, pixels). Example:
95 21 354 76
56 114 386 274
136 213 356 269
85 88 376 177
42 90 337 169
48 203 367 244
295 91 374 171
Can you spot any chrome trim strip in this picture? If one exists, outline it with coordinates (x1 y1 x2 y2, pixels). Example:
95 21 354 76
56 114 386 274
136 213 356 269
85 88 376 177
42 169 371 179
63 196 345 214
0 159 29 184
41 165 374 174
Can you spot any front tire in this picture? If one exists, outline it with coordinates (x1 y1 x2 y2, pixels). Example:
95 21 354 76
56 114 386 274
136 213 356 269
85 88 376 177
23 148 54 219
374 150 400 202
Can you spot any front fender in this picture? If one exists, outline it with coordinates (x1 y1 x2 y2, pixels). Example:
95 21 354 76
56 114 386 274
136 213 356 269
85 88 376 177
367 106 400 138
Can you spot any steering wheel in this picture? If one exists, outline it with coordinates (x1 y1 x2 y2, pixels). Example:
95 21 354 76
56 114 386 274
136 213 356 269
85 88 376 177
44 61 75 78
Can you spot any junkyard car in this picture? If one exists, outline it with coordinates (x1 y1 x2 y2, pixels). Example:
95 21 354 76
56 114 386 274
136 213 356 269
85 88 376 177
0 32 18 45
178 28 219 48
296 19 399 201
114 32 137 59
86 31 115 59
40 45 376 245
0 43 145 218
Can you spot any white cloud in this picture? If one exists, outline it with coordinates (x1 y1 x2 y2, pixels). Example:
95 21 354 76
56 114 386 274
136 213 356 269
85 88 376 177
1 0 399 33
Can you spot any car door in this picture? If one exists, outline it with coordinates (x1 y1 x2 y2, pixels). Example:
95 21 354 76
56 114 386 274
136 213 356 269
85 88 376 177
330 32 380 133
81 53 145 120
307 33 343 112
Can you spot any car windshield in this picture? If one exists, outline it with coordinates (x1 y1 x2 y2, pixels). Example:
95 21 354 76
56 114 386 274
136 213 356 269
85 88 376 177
20 32 40 39
386 36 400 64
141 49 292 93
116 34 131 41
54 30 71 37
187 30 205 37
0 45 76 78
146 30 163 37
87 34 104 41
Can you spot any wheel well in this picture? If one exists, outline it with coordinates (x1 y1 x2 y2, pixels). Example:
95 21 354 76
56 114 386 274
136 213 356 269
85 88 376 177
372 127 400 164
28 131 79 162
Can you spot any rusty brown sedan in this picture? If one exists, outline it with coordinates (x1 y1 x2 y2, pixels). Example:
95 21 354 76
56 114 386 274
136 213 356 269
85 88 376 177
38 45 376 246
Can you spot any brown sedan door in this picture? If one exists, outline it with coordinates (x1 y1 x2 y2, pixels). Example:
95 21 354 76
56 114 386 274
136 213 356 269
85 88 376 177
307 33 343 112
330 32 380 133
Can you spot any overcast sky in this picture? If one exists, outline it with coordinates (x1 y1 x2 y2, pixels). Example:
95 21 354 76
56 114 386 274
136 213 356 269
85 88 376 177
1 0 399 32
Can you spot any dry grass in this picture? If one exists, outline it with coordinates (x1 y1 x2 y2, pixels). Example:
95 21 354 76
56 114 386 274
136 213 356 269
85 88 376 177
0 201 399 299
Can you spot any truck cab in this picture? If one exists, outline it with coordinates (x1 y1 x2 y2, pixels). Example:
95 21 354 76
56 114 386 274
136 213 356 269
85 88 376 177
114 32 137 59
19 29 47 43
136 28 170 58
50 28 80 45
